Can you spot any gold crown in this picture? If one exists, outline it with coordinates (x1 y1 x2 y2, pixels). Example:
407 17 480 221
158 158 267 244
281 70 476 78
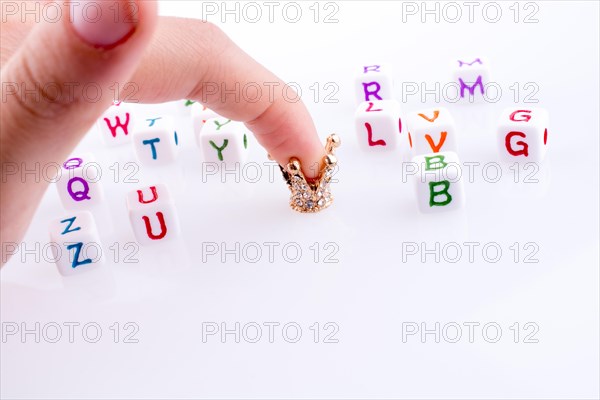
276 134 341 213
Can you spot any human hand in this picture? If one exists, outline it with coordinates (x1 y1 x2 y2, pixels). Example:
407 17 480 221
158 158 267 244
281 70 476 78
0 0 325 264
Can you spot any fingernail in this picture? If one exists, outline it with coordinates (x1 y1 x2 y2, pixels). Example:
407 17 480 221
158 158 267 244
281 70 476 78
71 0 137 48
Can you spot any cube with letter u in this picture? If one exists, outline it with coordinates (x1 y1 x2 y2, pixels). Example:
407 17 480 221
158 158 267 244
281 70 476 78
127 184 180 246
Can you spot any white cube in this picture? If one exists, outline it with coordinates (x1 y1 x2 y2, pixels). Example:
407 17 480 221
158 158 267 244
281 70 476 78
355 100 407 151
191 103 221 145
451 57 490 101
406 107 458 156
48 211 104 276
413 151 465 213
126 184 180 246
170 99 196 116
97 101 133 146
199 117 249 164
132 115 179 166
497 108 549 163
355 63 394 103
56 153 104 210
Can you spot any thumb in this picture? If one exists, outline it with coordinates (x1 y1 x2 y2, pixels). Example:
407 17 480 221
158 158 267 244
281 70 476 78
0 0 158 248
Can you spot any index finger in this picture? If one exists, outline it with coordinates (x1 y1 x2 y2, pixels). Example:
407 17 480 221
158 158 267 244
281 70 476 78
129 17 326 178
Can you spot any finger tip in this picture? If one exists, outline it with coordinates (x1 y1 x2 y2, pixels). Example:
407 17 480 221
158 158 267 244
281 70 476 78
275 134 325 180
300 147 326 180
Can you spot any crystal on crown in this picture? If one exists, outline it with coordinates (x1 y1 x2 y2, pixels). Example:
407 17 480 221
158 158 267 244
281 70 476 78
277 134 341 213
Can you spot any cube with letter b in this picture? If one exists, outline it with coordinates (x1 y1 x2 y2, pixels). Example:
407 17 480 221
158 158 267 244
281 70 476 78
127 184 180 246
497 108 549 163
412 151 465 213
49 211 104 276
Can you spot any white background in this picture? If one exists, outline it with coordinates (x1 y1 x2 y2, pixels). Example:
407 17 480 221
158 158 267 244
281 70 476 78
1 1 599 399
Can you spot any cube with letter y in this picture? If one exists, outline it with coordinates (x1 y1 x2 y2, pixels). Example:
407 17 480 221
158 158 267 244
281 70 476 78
170 99 197 116
199 117 249 164
191 103 221 144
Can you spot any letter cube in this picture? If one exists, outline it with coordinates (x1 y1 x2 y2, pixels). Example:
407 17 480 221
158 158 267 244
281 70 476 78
354 100 408 151
49 211 104 276
56 153 104 210
406 107 458 155
452 57 490 101
412 151 465 213
132 115 179 166
199 117 249 164
126 183 180 246
355 64 394 103
497 108 549 163
97 101 133 146
170 99 197 116
191 103 221 145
